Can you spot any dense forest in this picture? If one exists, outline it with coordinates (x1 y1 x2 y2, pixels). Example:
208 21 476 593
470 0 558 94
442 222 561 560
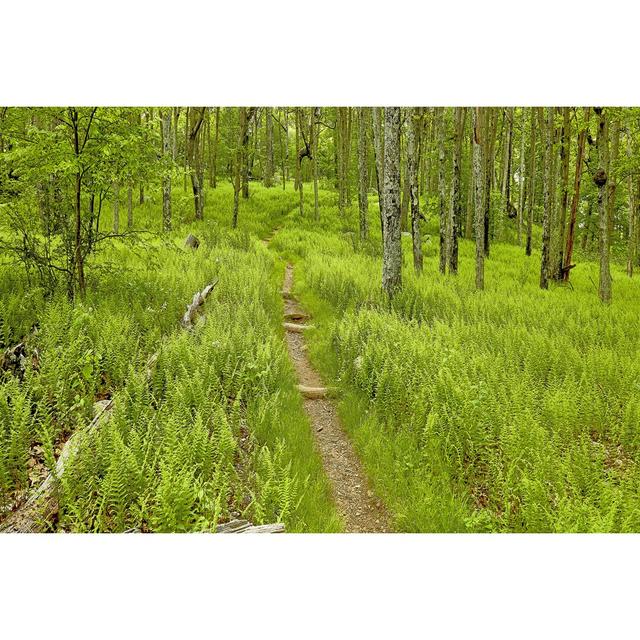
0 106 638 533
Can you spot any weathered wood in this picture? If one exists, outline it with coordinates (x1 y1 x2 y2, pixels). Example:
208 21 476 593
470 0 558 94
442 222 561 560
284 311 310 322
283 322 314 333
184 233 200 249
215 519 285 534
180 279 218 329
297 384 331 399
0 399 114 533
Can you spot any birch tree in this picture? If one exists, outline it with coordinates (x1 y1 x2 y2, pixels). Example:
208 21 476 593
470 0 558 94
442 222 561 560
540 107 552 289
382 107 402 298
161 109 172 232
264 107 274 188
449 107 464 275
437 108 447 274
473 107 485 290
594 107 611 303
357 107 369 242
407 107 422 273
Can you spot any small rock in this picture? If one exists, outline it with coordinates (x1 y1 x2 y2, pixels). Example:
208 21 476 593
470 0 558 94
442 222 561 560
367 490 373 498
316 426 323 432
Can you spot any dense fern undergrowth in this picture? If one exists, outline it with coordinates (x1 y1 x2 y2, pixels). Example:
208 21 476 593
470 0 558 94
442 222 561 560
272 187 640 533
2 179 639 533
0 183 340 532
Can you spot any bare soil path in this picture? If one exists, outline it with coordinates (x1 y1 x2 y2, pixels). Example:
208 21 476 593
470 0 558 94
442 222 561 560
281 263 392 533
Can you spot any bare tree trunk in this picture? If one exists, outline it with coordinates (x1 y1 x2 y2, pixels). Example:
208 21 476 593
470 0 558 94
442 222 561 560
465 122 474 239
357 107 369 241
264 107 274 187
437 108 447 274
449 107 464 275
539 107 552 289
627 125 636 277
473 107 485 290
188 107 206 220
594 107 611 303
483 108 497 257
407 107 422 273
312 107 320 221
499 107 514 240
382 107 402 298
372 106 385 236
526 109 537 256
242 108 251 199
112 182 120 234
517 109 527 246
607 119 620 239
161 109 172 232
563 107 589 282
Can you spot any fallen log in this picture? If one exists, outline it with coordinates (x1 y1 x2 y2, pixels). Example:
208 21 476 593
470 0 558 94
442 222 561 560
284 311 310 322
283 322 315 333
297 384 331 400
180 279 219 329
0 399 114 533
215 519 285 534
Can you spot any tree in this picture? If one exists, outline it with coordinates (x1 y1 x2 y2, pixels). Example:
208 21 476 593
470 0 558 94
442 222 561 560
372 107 385 236
472 107 485 290
437 108 447 274
526 108 537 256
161 109 172 232
357 107 369 242
187 107 206 219
626 122 636 277
449 107 464 275
407 107 422 273
382 107 402 298
594 107 611 303
540 107 552 290
264 107 274 188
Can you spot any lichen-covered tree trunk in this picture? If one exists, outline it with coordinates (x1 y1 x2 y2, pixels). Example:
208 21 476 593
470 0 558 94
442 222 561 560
407 107 422 273
517 109 527 246
595 107 611 303
449 107 464 275
357 107 369 242
437 108 447 274
372 106 385 236
264 107 274 188
161 109 172 232
472 107 485 290
526 109 537 256
627 125 636 277
563 107 589 282
382 107 402 298
540 107 552 289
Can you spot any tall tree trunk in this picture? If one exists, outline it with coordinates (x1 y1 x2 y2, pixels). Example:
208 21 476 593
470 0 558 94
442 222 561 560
563 107 589 282
473 107 485 290
555 107 571 279
483 108 497 257
437 108 447 274
232 108 245 228
296 107 304 217
357 107 369 241
500 107 514 240
607 119 620 239
627 125 636 277
594 107 611 303
526 108 537 256
407 107 422 273
242 108 251 199
264 107 274 188
188 107 206 219
312 107 320 221
382 107 402 298
161 109 172 232
517 109 527 246
372 106 385 236
465 122 474 239
540 107 552 289
449 107 464 275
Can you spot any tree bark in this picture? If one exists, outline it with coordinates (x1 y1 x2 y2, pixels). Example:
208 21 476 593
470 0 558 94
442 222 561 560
472 107 485 290
161 109 172 232
595 107 611 303
526 109 537 256
358 107 369 242
517 109 527 246
563 107 589 282
540 107 552 289
627 124 636 277
449 107 464 275
382 108 402 298
407 107 422 273
437 108 447 274
264 107 274 187
372 107 385 237
312 107 320 221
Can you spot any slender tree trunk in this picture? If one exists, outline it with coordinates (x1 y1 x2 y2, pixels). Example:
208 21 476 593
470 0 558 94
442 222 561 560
563 107 589 282
554 107 571 279
112 182 120 234
607 119 620 239
595 107 611 303
161 109 172 232
540 107 552 289
242 108 251 199
357 107 369 242
232 108 245 228
312 107 320 221
465 123 474 239
372 106 385 236
437 108 447 274
382 107 402 298
264 107 274 187
627 126 636 277
407 107 422 273
500 107 514 240
449 107 464 275
483 108 497 257
127 186 133 228
473 107 485 290
526 109 537 256
296 107 304 216
517 109 527 246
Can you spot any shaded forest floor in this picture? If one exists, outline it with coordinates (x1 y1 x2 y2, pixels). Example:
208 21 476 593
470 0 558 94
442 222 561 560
2 181 640 532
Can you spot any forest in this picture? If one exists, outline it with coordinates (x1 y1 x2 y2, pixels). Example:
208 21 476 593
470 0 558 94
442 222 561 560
0 105 638 533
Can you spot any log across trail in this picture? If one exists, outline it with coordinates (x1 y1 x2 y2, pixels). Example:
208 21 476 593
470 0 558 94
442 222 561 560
281 263 392 533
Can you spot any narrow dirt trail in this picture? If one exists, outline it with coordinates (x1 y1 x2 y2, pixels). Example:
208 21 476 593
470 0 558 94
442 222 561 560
281 263 392 533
